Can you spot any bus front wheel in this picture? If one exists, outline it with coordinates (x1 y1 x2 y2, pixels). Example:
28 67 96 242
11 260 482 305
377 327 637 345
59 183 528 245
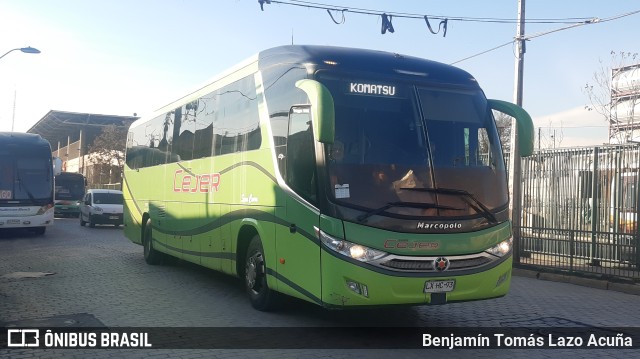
143 220 161 265
245 235 279 311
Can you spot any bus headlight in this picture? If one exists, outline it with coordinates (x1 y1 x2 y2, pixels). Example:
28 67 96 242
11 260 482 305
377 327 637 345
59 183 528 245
485 237 512 257
316 228 387 262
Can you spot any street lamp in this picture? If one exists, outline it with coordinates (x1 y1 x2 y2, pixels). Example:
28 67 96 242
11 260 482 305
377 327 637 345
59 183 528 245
2 46 41 131
0 46 41 60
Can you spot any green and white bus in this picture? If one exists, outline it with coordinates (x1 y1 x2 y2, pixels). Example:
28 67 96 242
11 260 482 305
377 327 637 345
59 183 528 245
54 172 87 217
124 45 534 310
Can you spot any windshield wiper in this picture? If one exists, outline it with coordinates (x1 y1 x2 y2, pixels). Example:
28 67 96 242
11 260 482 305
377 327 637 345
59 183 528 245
399 187 498 224
357 201 461 223
16 170 37 203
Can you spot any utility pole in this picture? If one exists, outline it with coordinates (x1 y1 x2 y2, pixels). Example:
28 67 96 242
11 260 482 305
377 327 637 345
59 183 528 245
11 89 16 132
509 0 526 263
513 0 526 107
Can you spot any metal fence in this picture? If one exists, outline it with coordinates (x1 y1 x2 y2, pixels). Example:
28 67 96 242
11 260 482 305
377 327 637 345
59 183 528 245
515 144 640 281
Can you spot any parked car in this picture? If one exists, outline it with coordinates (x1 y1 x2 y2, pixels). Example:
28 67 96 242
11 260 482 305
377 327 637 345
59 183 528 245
79 189 123 227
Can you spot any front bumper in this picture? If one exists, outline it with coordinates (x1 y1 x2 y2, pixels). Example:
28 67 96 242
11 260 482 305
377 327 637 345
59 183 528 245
90 213 123 225
320 250 512 308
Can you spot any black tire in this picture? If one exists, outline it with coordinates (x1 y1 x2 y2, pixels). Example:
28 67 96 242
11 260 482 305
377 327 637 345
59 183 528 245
245 235 279 311
80 214 86 227
32 227 46 235
88 215 95 228
143 219 161 265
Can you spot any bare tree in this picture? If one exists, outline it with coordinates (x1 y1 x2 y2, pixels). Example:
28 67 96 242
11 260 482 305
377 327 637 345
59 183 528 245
88 124 128 186
493 111 512 153
541 120 564 149
583 51 639 141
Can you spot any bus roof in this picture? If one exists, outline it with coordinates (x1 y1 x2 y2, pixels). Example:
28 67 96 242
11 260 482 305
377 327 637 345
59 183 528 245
258 45 479 87
0 132 51 150
130 45 480 131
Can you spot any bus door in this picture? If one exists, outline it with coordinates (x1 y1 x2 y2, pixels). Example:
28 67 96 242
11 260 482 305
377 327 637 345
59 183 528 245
275 106 322 305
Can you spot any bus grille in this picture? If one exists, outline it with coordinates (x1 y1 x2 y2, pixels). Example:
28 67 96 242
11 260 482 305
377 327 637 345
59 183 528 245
379 255 493 272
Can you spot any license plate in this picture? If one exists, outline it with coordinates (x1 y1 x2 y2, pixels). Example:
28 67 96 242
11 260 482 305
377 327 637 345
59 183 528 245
424 279 455 293
7 219 20 224
109 216 119 220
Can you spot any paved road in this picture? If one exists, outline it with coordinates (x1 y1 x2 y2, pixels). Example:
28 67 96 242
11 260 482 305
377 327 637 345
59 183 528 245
0 218 638 358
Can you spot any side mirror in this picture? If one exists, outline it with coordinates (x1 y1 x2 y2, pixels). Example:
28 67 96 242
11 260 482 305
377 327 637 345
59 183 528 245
487 99 534 157
52 157 63 176
295 79 335 144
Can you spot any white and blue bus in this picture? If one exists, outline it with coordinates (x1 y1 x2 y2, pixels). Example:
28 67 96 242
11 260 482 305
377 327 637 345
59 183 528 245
0 132 55 235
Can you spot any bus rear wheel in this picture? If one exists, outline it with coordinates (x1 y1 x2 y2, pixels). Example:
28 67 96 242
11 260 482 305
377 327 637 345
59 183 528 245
143 220 161 265
245 235 279 311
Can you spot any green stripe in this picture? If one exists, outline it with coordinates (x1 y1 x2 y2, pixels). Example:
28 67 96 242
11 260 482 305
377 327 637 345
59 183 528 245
152 208 319 246
219 161 278 184
266 268 323 306
124 160 278 220
148 236 322 305
153 239 235 260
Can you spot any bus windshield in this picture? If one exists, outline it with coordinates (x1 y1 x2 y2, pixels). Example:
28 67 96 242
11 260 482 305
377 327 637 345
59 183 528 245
320 76 507 221
0 157 51 201
55 174 86 201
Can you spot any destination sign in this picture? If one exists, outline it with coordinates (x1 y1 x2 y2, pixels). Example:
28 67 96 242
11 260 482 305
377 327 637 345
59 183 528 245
349 82 396 96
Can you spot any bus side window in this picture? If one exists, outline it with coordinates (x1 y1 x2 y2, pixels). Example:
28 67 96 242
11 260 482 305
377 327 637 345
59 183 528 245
285 106 317 204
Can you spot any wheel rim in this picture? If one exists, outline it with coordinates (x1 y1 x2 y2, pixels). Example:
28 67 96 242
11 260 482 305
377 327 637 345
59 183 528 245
246 252 264 293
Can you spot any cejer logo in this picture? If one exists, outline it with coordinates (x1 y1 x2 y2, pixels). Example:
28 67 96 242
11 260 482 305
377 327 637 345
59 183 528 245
173 169 221 193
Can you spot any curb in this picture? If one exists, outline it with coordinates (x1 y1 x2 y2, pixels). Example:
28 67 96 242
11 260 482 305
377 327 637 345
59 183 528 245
512 268 640 296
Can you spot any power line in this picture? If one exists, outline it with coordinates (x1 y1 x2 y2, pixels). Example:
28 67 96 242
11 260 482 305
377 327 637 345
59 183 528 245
537 125 609 129
257 0 612 38
450 9 640 65
257 1 640 65
265 0 598 24
450 41 513 65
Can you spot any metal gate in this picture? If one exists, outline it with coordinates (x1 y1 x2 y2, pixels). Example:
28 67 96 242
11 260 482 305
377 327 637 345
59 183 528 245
517 144 639 280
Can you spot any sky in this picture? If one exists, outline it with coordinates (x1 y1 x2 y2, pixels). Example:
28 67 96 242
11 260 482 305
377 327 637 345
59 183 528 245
0 0 638 148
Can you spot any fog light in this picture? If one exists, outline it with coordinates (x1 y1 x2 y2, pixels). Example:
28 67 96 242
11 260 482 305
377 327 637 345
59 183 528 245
347 281 360 294
346 280 369 298
495 271 509 287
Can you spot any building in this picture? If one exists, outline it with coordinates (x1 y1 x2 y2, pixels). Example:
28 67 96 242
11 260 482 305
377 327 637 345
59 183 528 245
27 110 137 187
